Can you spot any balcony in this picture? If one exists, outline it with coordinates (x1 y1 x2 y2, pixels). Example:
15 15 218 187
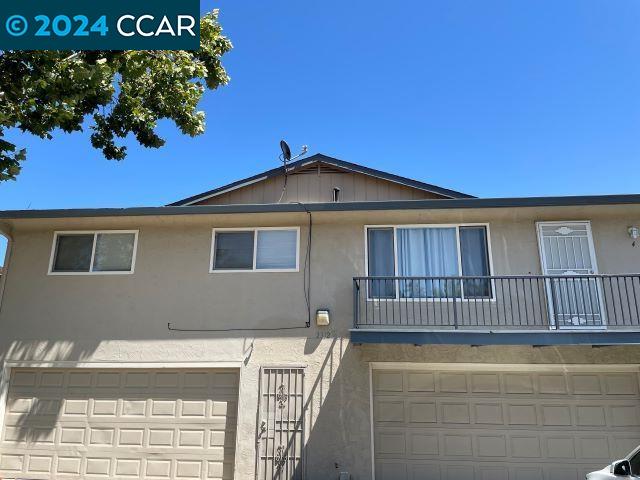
351 275 640 345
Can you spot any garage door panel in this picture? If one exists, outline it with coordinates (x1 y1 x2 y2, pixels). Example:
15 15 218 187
547 466 580 480
407 372 436 392
375 398 640 429
376 427 634 461
441 402 471 424
374 371 405 393
613 435 640 457
476 434 508 457
373 367 640 480
1 428 236 451
4 398 238 419
510 435 541 458
1 449 236 478
377 459 594 480
409 431 439 456
477 465 508 480
444 464 474 478
516 467 545 480
605 374 639 394
471 373 501 394
1 457 236 480
577 435 611 459
378 370 640 397
439 373 468 393
0 368 238 480
408 462 441 480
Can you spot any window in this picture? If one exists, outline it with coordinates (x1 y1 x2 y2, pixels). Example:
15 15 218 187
211 228 299 272
630 449 640 476
367 228 395 298
49 231 138 274
366 225 492 299
0 234 8 268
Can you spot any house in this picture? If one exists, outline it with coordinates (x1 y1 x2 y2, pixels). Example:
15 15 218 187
0 152 639 480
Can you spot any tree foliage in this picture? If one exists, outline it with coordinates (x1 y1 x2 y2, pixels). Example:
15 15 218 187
0 10 232 181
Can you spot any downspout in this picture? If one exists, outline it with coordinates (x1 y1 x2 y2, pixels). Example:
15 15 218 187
0 224 14 315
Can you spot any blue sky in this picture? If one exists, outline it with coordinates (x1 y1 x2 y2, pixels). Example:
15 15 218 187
1 0 640 260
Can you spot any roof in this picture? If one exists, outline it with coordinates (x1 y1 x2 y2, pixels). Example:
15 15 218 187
168 153 475 206
2 194 640 220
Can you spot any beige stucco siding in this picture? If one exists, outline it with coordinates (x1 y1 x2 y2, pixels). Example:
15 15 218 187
0 204 640 479
3 206 640 337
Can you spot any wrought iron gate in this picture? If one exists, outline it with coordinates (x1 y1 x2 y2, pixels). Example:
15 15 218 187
257 367 305 480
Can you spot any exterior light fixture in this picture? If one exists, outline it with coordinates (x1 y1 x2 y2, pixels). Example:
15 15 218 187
628 226 640 247
316 309 330 326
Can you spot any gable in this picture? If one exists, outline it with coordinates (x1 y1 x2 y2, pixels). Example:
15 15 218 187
170 154 473 206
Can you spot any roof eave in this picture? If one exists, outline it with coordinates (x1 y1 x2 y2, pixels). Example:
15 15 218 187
2 194 640 221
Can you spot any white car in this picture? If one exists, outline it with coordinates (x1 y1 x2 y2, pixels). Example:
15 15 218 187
587 446 640 479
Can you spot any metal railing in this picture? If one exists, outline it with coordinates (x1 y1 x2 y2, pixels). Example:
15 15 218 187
353 275 640 330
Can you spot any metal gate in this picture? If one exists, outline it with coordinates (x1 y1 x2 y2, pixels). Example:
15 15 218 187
257 367 305 480
537 221 605 328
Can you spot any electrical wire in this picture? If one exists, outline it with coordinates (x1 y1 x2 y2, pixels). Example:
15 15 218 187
277 155 288 203
168 202 313 333
295 202 313 328
167 324 307 332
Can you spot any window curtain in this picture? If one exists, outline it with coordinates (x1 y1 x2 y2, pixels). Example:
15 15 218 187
397 228 459 298
256 230 297 269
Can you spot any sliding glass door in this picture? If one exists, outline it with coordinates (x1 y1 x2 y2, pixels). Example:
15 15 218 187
366 225 492 300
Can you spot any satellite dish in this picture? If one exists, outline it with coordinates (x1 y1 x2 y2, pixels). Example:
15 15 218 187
280 140 292 162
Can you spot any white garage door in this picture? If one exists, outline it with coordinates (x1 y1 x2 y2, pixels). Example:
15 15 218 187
0 368 239 480
373 365 640 480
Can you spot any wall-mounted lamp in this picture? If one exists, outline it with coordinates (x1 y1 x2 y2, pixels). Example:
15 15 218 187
628 226 639 247
316 309 330 326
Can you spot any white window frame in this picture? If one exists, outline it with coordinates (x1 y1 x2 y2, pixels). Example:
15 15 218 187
210 227 300 273
48 230 139 276
363 223 495 301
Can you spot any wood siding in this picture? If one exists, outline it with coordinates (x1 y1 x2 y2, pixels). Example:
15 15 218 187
194 171 443 205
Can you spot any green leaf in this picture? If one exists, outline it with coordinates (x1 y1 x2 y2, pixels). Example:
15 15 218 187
0 9 232 182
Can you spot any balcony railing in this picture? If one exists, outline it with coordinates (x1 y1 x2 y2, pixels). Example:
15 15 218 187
353 275 640 330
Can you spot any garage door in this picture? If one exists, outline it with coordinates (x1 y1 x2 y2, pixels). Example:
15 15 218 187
373 365 640 480
0 368 239 480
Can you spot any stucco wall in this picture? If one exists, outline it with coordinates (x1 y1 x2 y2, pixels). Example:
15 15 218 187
1 204 640 479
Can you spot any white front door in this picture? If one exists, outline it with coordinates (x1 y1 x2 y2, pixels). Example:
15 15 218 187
537 221 605 328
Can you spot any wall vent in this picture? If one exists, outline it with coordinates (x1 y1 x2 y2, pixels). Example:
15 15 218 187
290 162 347 176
